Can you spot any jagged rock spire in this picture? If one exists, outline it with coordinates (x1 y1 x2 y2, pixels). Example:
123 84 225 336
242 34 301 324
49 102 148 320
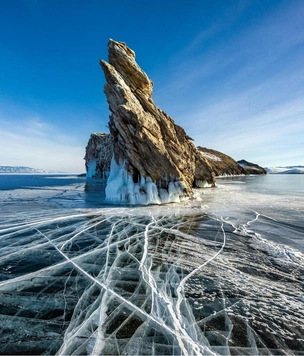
100 39 215 200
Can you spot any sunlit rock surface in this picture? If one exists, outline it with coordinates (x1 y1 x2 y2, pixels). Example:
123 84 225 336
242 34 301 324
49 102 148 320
98 39 215 203
198 147 247 176
86 40 267 203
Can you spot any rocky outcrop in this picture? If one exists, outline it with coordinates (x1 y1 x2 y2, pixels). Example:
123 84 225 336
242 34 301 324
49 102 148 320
198 147 247 176
85 40 268 204
85 133 113 178
237 159 267 175
98 39 215 204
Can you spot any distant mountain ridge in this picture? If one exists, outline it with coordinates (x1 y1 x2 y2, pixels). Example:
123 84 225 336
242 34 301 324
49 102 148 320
237 159 267 175
265 166 304 174
0 166 57 173
283 165 304 169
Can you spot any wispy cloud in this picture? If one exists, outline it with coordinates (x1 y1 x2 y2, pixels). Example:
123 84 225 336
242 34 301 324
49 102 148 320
1 1 303 170
188 94 304 166
0 108 87 172
155 1 304 101
152 1 304 166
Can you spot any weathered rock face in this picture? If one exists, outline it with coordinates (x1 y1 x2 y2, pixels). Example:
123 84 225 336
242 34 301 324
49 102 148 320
98 39 215 203
85 133 113 178
84 139 255 180
237 159 267 175
198 147 247 176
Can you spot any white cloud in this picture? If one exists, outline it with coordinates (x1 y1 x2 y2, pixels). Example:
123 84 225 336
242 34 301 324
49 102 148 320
154 1 304 107
0 115 86 173
151 2 304 167
187 94 304 167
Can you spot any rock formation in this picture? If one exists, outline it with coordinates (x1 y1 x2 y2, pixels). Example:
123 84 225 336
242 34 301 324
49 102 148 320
197 147 247 176
97 39 215 204
237 159 267 175
85 133 113 178
85 40 267 204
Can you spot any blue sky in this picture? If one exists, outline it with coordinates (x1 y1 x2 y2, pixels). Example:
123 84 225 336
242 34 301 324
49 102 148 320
0 0 303 172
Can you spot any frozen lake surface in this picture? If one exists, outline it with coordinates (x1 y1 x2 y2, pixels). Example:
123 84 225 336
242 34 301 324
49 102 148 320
0 174 303 355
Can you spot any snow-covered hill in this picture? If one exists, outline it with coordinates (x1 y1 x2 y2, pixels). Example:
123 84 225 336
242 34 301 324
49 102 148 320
265 166 304 174
0 166 56 173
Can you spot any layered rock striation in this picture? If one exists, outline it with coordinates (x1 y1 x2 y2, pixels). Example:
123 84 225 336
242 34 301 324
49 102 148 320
97 39 215 204
85 40 266 204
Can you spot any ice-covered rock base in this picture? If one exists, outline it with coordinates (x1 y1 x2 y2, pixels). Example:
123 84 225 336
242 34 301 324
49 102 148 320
105 158 187 205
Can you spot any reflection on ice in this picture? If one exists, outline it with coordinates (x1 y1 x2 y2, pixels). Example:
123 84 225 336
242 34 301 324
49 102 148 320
0 176 303 355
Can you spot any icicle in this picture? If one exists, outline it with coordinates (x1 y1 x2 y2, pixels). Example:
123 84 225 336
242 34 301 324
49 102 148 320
105 156 187 205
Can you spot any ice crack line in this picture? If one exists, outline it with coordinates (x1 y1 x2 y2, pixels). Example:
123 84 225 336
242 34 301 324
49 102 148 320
139 216 216 356
0 212 90 236
175 219 227 355
0 226 139 290
228 209 261 237
31 224 207 354
59 218 107 252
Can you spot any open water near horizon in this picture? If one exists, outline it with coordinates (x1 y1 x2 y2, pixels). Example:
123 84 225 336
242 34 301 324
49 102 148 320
0 173 303 355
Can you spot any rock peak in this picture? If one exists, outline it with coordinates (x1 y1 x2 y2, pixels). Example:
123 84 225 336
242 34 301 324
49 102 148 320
98 39 215 204
104 39 153 97
108 39 135 59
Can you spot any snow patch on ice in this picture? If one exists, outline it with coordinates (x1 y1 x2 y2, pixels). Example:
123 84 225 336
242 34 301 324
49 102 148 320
105 157 187 205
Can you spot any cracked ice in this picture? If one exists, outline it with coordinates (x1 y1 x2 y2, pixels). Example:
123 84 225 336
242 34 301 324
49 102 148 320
0 178 304 355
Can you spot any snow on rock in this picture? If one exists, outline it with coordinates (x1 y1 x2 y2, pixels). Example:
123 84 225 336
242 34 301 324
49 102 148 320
199 151 222 162
0 166 58 173
198 147 247 176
